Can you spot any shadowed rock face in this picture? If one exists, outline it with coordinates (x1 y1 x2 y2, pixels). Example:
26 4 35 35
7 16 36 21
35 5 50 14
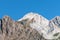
0 16 47 40
52 16 60 27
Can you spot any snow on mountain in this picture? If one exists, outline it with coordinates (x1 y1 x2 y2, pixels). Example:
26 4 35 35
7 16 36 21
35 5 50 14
18 12 60 39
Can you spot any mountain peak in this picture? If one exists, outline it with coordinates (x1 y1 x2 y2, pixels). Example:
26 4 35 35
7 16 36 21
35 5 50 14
18 12 49 21
18 12 50 39
17 12 60 39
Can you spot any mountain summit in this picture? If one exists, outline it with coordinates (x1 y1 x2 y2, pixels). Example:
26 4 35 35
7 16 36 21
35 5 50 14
0 12 60 40
18 12 60 39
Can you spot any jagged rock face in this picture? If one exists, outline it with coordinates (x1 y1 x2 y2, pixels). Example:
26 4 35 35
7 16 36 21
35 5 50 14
0 16 47 40
52 16 60 27
0 13 60 40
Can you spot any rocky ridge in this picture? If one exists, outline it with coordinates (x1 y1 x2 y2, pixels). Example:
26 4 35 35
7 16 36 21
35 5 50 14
0 12 60 40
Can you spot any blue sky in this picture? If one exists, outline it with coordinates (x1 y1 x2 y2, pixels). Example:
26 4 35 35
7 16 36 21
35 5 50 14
0 0 60 20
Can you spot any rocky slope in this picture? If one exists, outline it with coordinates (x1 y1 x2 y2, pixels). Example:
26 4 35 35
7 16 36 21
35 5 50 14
0 15 47 40
0 12 60 40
